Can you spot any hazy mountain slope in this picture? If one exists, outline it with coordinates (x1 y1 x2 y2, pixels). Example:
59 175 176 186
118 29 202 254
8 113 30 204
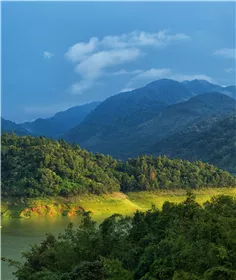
67 92 236 160
21 101 100 138
223 85 236 99
182 79 236 99
1 118 29 136
153 114 236 174
66 79 194 145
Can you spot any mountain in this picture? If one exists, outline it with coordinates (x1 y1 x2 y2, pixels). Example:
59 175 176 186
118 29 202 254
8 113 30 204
153 114 236 174
20 101 100 138
65 79 195 147
66 88 236 160
182 79 236 99
1 118 29 136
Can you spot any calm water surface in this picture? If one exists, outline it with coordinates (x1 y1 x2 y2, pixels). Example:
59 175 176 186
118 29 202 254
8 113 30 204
1 216 106 280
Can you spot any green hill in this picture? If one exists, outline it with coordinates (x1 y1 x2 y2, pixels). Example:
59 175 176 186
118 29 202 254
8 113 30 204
2 134 235 199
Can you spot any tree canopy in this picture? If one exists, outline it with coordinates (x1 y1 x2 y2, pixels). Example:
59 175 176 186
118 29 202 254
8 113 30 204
1 133 235 198
8 194 236 280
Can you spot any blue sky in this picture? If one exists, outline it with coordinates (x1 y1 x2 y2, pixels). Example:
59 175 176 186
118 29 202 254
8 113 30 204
2 2 235 122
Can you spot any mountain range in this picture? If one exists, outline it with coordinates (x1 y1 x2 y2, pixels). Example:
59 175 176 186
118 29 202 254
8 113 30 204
65 79 236 162
1 101 100 138
2 78 236 173
1 118 30 136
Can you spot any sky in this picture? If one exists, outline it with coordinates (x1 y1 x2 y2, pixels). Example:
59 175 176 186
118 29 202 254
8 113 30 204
2 1 236 123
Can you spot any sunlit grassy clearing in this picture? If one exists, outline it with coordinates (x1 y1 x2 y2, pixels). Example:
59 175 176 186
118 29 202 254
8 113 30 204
2 188 236 219
72 188 236 220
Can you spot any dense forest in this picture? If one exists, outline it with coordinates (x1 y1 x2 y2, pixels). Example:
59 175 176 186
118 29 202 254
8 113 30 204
7 194 236 279
2 133 235 198
154 114 236 174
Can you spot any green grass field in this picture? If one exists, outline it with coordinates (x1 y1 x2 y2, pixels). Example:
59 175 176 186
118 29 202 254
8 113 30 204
77 188 236 220
2 188 236 219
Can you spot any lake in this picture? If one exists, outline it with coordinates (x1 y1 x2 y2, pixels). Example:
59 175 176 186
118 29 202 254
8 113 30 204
1 216 106 280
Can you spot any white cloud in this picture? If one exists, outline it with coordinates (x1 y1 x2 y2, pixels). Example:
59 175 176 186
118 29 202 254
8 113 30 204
170 74 216 83
101 30 189 49
108 69 143 76
65 30 190 61
133 68 172 80
70 81 94 95
213 48 236 59
65 37 98 63
65 30 190 94
224 68 234 73
118 88 135 93
44 51 54 59
75 48 141 79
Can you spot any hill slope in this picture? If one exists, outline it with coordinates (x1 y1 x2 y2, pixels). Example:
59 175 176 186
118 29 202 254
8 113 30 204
1 134 235 198
153 114 236 174
182 79 236 99
66 91 236 160
1 118 29 136
65 79 194 144
20 101 100 138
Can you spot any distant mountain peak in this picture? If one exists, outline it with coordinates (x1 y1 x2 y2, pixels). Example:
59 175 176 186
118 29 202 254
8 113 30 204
18 101 101 138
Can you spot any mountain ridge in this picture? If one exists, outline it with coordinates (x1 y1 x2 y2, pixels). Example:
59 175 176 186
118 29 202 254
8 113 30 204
16 101 100 138
65 89 236 162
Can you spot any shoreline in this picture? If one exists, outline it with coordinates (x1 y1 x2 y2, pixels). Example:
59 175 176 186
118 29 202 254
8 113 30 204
1 188 236 219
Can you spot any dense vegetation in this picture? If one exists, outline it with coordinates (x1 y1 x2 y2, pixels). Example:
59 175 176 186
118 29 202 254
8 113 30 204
2 134 235 198
154 114 236 174
1 133 120 197
8 194 236 279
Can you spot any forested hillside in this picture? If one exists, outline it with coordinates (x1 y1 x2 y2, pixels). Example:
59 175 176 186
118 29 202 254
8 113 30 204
154 114 236 174
2 134 235 198
10 194 236 280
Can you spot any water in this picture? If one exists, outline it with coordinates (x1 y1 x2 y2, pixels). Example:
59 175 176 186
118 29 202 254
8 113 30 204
1 216 86 280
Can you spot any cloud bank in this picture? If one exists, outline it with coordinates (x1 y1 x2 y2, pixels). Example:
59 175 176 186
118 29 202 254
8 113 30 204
65 30 190 94
213 48 235 60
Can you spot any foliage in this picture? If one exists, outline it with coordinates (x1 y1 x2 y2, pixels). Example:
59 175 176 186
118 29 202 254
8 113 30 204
1 134 235 198
120 154 235 191
154 114 236 174
9 194 236 279
1 133 120 197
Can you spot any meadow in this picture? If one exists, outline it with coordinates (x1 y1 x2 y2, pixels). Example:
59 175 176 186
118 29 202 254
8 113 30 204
2 188 236 219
